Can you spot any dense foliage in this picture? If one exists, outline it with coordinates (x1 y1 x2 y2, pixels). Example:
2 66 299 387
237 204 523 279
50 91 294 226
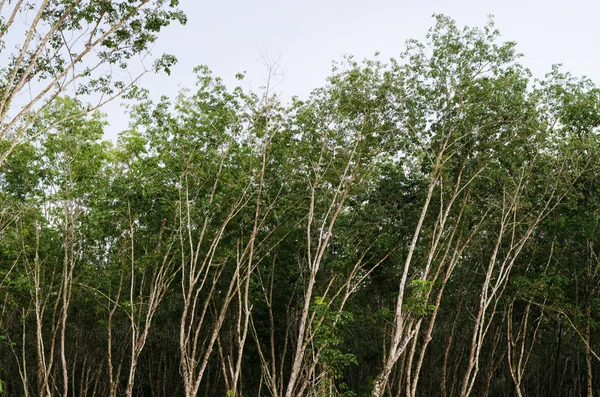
2 14 600 397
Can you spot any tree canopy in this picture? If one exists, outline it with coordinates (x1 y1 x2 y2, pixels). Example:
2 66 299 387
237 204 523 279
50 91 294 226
1 13 600 397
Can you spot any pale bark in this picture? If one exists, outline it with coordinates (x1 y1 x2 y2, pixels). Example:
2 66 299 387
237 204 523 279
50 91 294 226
107 247 127 397
586 306 593 397
178 146 256 397
284 133 361 397
125 214 177 397
441 306 461 397
460 163 563 397
506 245 552 397
28 194 80 396
405 171 486 396
372 168 438 397
0 0 174 168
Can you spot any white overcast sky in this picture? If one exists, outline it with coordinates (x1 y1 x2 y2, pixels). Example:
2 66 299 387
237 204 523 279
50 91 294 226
102 0 599 141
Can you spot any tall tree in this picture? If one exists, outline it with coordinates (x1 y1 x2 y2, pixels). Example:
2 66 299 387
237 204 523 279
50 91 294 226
0 0 186 168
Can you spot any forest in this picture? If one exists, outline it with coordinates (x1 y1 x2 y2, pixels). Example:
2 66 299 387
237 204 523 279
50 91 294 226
1 2 600 397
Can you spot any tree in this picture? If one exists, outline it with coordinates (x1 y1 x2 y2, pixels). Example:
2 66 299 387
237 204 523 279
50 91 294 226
0 0 186 168
2 13 600 397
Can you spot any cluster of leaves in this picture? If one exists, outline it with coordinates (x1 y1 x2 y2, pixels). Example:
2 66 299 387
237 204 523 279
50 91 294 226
1 14 600 397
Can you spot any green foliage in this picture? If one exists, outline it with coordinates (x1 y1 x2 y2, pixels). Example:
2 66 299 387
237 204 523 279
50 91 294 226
312 297 358 378
1 14 600 397
404 279 437 317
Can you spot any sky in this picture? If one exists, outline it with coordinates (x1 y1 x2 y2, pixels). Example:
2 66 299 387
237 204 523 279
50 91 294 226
101 0 600 141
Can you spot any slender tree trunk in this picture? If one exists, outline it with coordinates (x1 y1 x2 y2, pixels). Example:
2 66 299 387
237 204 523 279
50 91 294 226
586 304 593 397
441 308 460 397
373 164 439 397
